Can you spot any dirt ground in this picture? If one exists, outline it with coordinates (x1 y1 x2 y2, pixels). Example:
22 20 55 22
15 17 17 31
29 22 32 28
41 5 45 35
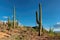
0 32 10 38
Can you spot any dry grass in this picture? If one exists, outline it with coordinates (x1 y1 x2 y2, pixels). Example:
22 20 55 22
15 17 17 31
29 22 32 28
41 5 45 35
0 27 60 40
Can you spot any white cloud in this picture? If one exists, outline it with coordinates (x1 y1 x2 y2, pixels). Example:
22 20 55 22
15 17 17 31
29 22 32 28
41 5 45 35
56 22 60 24
54 28 60 31
1 20 7 22
0 20 7 24
3 16 8 18
4 21 7 23
44 28 49 31
18 22 23 26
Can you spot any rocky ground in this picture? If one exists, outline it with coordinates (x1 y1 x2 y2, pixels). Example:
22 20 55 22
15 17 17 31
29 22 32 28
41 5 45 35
0 27 60 40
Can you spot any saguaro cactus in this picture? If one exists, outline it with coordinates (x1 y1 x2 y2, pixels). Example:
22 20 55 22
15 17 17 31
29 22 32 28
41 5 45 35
13 5 16 28
36 3 42 36
8 16 11 30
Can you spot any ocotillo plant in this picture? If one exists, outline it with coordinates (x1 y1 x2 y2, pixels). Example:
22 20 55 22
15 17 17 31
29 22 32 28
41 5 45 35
36 3 42 36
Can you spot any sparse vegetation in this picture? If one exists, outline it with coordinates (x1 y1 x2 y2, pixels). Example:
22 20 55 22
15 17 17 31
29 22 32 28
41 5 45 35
48 27 55 37
0 2 60 40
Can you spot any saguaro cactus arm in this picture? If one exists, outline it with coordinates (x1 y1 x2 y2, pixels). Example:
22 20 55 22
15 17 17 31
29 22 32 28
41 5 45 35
36 11 39 24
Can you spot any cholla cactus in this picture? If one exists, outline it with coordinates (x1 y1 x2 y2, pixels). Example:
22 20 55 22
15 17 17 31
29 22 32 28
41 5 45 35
36 3 42 36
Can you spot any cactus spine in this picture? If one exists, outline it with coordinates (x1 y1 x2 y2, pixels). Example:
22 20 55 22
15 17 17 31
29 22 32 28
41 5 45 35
36 3 42 36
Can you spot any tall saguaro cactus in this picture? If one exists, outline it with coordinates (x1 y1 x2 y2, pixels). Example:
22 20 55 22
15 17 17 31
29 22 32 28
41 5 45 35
36 3 42 36
13 5 16 28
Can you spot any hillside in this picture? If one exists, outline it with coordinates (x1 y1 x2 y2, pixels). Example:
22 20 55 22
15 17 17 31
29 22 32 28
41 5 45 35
0 26 60 40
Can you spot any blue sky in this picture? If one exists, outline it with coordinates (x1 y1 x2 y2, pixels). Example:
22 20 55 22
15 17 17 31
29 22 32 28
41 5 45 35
0 0 60 31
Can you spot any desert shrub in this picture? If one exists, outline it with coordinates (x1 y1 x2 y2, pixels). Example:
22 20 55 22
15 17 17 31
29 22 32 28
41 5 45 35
8 23 11 29
48 27 55 37
15 36 20 40
1 29 6 33
31 28 37 32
